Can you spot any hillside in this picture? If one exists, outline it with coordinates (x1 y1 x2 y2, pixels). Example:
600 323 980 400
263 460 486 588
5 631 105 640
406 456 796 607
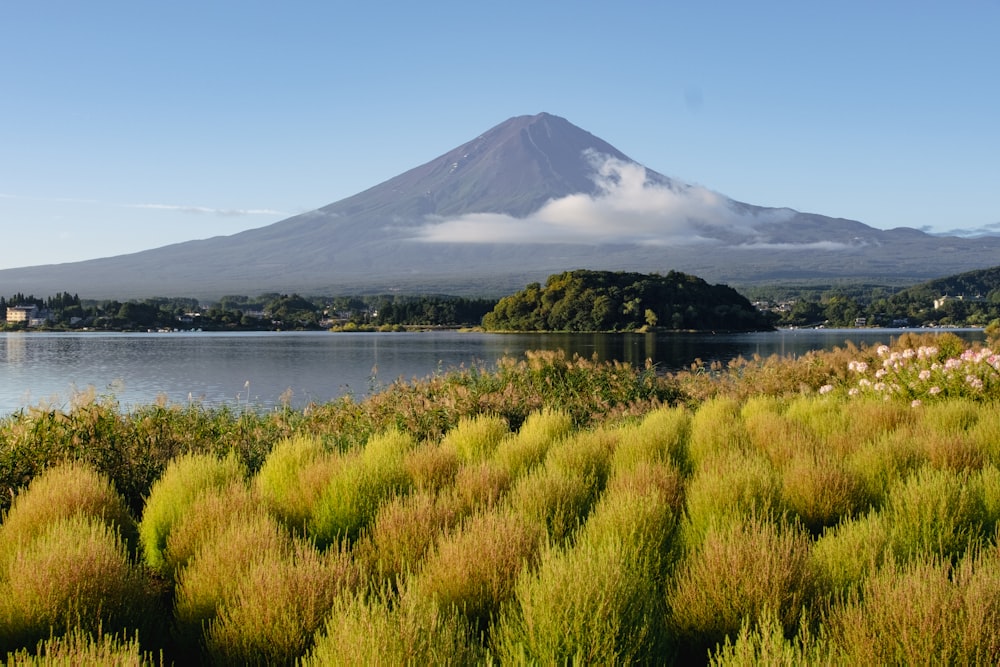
481 270 773 332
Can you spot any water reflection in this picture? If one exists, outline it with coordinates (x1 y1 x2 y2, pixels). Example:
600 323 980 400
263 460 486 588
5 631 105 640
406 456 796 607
0 329 985 415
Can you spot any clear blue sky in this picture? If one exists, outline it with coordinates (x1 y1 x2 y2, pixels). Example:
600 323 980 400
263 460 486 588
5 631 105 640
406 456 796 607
2 1 998 270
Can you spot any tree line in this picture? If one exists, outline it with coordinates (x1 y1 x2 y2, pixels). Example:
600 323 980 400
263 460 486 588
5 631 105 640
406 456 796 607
0 293 497 331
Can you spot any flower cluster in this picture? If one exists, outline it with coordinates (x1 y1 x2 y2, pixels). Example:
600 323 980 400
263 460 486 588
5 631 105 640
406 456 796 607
835 343 1000 404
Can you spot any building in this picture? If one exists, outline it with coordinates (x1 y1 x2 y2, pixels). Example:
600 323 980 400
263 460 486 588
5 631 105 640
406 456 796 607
5 304 38 324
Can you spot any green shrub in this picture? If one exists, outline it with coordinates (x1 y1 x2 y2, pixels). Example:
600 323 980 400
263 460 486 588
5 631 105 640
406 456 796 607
780 451 871 534
496 478 677 663
354 489 462 590
442 414 510 463
687 397 748 468
0 460 136 567
612 405 690 475
682 449 782 547
668 513 815 660
309 430 412 547
411 509 542 633
172 509 292 655
0 515 157 655
883 465 985 561
810 511 891 597
708 608 836 666
826 554 1000 664
404 440 461 493
492 408 573 479
255 435 336 533
204 541 361 666
138 452 246 574
450 460 512 515
162 480 257 579
508 464 596 545
304 587 481 666
3 627 161 666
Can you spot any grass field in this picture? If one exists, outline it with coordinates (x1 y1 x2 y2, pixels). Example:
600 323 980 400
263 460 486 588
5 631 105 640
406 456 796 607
3 333 1000 664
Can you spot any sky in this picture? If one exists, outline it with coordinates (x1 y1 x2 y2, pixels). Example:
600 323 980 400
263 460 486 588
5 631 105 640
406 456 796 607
1 1 999 270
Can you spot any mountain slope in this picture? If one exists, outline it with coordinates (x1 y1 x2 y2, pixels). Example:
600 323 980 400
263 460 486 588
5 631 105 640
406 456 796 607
2 112 999 299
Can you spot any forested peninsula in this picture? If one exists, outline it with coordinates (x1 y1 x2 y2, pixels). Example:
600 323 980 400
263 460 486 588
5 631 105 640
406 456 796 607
481 270 774 333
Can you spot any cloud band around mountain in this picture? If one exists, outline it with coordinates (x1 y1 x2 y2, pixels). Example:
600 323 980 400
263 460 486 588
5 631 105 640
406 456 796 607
413 154 850 249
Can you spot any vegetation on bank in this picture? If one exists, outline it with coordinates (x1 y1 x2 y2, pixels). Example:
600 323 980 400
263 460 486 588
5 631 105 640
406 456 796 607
4 330 1000 663
482 270 774 332
0 293 497 332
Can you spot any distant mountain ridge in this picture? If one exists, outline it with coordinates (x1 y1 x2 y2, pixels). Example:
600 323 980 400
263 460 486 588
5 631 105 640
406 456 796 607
2 112 999 299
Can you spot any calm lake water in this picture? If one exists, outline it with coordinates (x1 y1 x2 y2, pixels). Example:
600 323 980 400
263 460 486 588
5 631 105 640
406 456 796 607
0 328 985 416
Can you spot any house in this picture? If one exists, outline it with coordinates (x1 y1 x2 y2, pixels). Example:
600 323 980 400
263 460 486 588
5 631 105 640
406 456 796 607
6 304 39 325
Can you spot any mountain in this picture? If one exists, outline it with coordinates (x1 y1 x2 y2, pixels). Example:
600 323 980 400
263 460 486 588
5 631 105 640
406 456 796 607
3 112 1000 300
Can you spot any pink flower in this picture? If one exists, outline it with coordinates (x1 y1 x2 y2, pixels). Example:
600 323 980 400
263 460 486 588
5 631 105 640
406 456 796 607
918 370 931 381
818 384 834 395
911 399 922 408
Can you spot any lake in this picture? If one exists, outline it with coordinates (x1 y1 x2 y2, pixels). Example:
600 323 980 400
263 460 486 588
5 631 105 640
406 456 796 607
0 328 985 416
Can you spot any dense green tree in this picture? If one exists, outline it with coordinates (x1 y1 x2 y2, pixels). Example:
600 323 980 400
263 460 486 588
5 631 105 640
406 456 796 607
482 270 772 332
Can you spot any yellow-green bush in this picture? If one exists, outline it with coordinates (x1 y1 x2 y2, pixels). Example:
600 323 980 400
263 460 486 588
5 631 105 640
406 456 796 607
138 452 246 574
0 460 136 567
0 515 157 655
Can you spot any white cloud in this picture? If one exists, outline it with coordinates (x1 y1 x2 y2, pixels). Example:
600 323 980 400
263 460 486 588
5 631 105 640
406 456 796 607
413 154 805 247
